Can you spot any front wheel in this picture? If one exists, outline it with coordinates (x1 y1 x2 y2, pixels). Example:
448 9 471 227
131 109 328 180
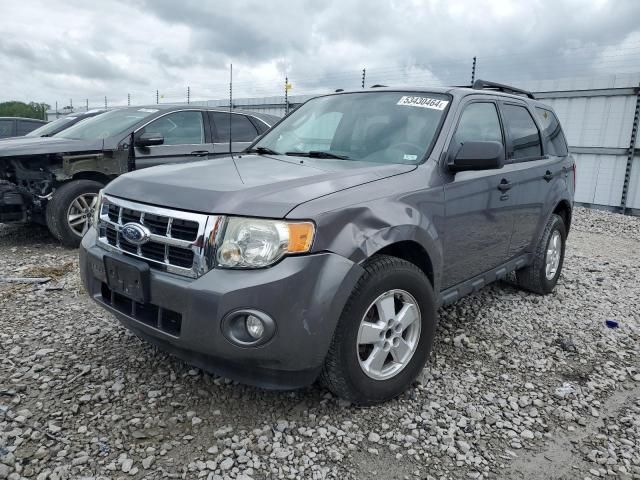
46 180 103 248
320 255 437 405
516 213 567 294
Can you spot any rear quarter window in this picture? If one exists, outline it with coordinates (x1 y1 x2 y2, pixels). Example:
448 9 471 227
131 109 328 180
535 107 568 156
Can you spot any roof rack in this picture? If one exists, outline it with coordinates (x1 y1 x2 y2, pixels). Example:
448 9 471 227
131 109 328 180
370 84 387 88
471 79 535 99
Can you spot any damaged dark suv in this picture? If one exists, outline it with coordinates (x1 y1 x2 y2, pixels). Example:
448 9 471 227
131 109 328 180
0 105 277 246
80 81 575 404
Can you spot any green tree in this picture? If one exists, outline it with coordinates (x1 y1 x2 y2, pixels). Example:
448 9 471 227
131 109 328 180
0 101 51 120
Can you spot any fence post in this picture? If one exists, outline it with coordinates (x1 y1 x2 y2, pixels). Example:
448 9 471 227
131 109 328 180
471 56 477 85
620 83 640 214
362 68 366 89
187 86 190 104
156 90 159 104
127 93 131 106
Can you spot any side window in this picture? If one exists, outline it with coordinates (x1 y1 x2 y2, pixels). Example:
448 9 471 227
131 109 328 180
0 120 14 137
212 113 259 143
535 107 568 156
17 120 39 136
501 104 542 160
452 102 503 149
144 111 204 145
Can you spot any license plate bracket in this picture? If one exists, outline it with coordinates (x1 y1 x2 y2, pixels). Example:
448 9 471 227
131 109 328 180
103 254 150 303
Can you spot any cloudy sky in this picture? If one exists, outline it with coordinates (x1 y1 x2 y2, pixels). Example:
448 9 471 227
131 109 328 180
1 0 639 108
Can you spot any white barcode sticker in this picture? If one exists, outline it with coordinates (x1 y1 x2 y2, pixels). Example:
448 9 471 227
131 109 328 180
397 96 449 110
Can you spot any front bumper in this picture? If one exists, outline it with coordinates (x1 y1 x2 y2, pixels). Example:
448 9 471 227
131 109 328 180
79 228 363 389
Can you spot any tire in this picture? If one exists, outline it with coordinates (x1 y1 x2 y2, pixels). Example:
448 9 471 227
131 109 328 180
320 255 437 405
516 213 567 295
46 180 103 248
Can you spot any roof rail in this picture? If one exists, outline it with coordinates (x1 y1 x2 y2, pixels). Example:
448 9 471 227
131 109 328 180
370 84 387 88
472 79 535 99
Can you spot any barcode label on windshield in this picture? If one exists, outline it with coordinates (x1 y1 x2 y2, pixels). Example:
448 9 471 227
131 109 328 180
397 96 449 110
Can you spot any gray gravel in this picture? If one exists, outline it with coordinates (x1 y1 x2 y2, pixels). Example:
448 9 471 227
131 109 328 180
1 208 639 480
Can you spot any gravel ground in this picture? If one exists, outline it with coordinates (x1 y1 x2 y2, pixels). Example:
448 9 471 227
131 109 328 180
0 207 638 480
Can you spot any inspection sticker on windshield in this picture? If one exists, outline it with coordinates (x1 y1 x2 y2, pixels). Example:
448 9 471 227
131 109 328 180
397 96 449 110
138 108 158 113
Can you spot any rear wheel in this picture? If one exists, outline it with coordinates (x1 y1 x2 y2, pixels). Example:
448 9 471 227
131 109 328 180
46 180 103 248
320 255 437 405
516 213 567 294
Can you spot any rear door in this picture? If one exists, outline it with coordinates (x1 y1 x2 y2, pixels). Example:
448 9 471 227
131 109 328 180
134 110 213 169
210 112 260 155
498 102 566 257
441 98 516 288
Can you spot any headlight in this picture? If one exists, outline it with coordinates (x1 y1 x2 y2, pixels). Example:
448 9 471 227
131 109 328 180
91 189 104 227
216 217 315 268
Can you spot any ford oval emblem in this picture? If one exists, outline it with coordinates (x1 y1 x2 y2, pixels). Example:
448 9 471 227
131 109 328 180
121 223 151 246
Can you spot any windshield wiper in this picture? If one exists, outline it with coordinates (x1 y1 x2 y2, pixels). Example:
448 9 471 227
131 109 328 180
285 151 350 160
246 146 280 155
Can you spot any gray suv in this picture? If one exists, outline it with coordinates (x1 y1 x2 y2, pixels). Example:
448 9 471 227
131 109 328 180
79 80 575 404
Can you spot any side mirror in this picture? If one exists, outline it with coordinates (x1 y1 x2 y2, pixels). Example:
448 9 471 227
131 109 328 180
448 141 505 172
136 132 164 147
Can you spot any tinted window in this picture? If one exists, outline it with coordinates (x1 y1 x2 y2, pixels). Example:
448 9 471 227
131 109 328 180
17 120 41 136
212 113 258 142
144 111 204 145
255 92 450 164
452 102 503 148
501 104 542 160
0 120 14 138
535 107 568 156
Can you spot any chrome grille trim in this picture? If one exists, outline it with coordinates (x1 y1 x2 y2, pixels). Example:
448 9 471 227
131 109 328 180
96 194 223 278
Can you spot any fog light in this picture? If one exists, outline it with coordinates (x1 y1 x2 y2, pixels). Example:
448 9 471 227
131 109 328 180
245 314 265 339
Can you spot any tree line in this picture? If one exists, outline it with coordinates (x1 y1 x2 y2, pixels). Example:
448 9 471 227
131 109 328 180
0 101 51 120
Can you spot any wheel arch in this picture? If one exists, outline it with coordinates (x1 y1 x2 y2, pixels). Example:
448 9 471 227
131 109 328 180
553 199 572 233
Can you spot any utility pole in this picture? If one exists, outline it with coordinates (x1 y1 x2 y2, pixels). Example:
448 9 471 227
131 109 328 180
285 76 289 115
471 56 477 85
55 101 58 118
86 99 89 111
104 96 107 109
127 93 131 106
187 86 190 104
156 89 159 104
229 64 233 155
70 99 73 112
362 68 366 89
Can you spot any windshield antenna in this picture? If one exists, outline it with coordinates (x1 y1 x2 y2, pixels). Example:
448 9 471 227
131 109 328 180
229 63 233 158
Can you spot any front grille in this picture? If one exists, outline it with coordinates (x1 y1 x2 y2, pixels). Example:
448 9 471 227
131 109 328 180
96 195 220 278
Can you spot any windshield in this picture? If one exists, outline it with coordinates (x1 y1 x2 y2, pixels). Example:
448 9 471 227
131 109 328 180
55 108 153 140
26 116 76 137
254 92 450 164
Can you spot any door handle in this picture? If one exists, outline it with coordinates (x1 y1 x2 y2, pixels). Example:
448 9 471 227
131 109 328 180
498 179 512 192
191 150 209 157
543 170 554 182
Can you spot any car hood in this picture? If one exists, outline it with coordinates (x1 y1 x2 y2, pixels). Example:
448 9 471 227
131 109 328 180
0 136 104 156
105 154 416 218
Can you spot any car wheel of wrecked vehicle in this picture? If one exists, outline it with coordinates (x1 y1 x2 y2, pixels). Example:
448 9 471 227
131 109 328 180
516 213 567 295
46 180 103 247
320 255 437 405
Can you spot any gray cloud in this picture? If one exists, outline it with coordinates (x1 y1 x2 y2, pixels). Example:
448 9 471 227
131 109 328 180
0 0 638 107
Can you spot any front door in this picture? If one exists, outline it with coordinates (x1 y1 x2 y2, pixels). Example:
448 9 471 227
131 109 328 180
441 99 515 288
134 110 213 169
